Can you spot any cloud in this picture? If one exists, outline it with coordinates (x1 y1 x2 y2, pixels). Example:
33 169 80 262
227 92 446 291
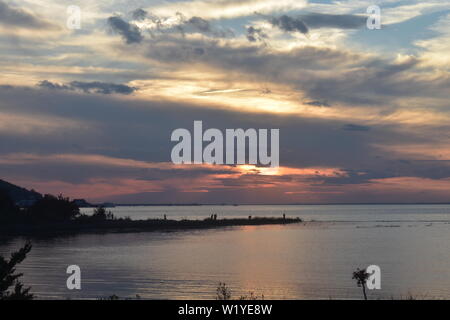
132 8 148 21
300 12 367 29
0 0 57 29
269 13 367 35
180 15 235 38
0 84 382 168
342 124 371 132
139 36 392 105
142 35 358 68
314 159 450 187
107 16 143 44
311 169 393 186
159 37 446 107
1 84 450 203
304 100 330 107
270 15 309 35
138 12 234 39
148 0 308 20
186 16 211 32
69 81 137 95
246 26 268 42
38 80 137 95
0 111 87 136
1 0 450 203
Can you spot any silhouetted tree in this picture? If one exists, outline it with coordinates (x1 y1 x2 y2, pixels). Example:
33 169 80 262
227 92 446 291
352 268 370 300
28 194 80 222
0 241 33 300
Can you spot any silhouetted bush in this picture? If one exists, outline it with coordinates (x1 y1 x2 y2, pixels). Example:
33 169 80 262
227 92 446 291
238 292 265 300
76 206 117 223
90 206 115 221
216 282 232 300
0 241 33 300
27 194 80 222
215 283 264 300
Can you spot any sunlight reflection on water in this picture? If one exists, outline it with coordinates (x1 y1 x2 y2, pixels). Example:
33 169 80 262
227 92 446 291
1 204 450 300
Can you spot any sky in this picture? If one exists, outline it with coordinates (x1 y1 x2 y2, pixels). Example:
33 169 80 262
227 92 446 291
0 0 450 204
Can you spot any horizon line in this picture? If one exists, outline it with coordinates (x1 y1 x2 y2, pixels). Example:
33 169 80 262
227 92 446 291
88 202 450 206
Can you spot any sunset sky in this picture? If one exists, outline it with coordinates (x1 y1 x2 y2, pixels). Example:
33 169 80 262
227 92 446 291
1 0 450 204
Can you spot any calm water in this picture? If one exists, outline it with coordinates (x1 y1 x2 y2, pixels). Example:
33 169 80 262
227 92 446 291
1 204 450 300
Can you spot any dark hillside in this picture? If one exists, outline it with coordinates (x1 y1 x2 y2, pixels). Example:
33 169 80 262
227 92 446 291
0 179 42 206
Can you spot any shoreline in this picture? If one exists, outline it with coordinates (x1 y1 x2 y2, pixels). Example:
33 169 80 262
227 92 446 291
0 217 302 237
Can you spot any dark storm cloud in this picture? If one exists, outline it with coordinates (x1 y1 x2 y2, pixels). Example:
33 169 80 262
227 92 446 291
38 80 137 95
107 16 143 44
0 0 56 29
